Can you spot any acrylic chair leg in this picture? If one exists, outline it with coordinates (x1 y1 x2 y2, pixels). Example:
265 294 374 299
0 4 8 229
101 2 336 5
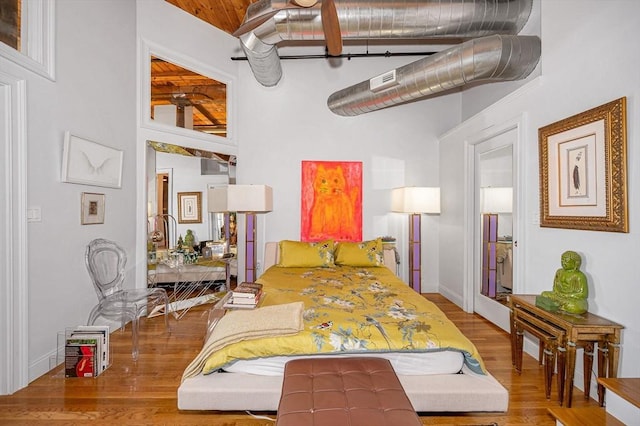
130 314 139 361
120 312 129 332
87 305 100 326
161 292 169 329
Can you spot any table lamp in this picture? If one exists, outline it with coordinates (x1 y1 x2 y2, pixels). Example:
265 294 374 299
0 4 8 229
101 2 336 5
391 187 440 293
480 187 512 298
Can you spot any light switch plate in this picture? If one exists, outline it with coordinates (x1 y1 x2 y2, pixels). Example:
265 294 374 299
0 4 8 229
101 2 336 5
27 207 42 222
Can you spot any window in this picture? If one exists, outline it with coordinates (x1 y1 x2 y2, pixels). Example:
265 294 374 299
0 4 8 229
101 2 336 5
150 56 227 138
0 0 55 80
141 41 235 144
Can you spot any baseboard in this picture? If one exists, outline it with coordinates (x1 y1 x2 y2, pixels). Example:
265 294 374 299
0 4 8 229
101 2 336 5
437 286 464 309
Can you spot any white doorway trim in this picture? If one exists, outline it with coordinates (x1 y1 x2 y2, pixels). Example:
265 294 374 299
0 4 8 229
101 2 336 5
463 114 526 331
0 71 29 395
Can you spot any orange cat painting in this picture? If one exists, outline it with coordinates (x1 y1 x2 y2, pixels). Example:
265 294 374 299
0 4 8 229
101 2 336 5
301 161 362 242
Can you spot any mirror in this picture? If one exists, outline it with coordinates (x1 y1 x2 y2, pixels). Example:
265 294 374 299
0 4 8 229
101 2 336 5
477 143 513 306
0 0 54 79
150 56 227 137
146 141 236 256
145 141 238 316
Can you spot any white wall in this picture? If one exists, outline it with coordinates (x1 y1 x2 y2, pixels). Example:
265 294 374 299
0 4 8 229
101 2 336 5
439 0 640 396
0 0 138 383
236 50 461 286
135 2 465 290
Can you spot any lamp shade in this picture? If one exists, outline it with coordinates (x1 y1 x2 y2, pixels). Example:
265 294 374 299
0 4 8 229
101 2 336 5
391 187 440 214
227 184 273 213
481 187 513 213
207 186 229 212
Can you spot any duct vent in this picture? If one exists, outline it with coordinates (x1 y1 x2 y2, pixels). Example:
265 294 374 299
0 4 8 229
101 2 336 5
370 70 398 93
201 158 229 176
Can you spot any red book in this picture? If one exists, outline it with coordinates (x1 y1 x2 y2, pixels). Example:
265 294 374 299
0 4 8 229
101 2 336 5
65 340 97 378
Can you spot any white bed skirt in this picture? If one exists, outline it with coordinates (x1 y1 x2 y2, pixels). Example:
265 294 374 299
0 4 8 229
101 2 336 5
222 351 465 376
177 365 509 412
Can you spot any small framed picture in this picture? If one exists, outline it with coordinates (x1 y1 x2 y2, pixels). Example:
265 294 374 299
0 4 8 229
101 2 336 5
177 191 202 224
81 192 105 225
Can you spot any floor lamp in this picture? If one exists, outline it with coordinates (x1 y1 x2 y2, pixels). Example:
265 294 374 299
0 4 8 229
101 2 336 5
480 187 512 298
227 184 273 283
208 186 232 289
391 187 441 293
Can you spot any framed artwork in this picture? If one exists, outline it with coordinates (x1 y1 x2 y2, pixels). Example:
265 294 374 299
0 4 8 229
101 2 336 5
61 132 124 189
301 161 362 242
538 97 628 232
81 192 105 225
177 192 202 224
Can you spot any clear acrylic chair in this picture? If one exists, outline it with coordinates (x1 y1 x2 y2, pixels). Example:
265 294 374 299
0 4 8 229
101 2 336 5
85 238 169 360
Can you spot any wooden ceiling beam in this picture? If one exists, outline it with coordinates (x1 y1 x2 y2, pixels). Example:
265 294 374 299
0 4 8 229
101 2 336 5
164 0 252 34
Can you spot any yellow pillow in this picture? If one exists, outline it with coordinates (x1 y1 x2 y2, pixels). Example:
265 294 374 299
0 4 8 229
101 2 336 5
278 240 335 267
334 238 384 267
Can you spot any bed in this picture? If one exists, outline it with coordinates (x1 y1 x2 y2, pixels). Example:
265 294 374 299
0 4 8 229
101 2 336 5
177 240 508 412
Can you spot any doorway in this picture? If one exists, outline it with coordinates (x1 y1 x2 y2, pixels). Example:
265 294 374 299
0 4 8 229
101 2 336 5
152 171 172 250
0 74 28 395
156 172 169 217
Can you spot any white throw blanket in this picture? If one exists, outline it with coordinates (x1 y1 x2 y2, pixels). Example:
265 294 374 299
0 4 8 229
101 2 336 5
182 301 304 381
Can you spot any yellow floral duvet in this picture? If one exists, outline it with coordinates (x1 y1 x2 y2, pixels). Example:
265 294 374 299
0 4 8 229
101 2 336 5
200 265 486 376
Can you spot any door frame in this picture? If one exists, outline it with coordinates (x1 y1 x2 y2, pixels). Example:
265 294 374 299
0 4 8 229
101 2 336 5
0 71 29 395
463 114 526 331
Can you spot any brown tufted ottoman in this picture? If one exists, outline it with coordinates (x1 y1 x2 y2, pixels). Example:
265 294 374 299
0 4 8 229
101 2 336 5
276 357 422 426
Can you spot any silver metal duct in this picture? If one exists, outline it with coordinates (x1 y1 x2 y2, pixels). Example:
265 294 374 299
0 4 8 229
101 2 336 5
327 34 541 116
240 33 282 88
238 0 534 87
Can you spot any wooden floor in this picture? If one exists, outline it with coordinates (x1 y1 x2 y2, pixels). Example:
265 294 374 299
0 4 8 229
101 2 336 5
0 293 604 425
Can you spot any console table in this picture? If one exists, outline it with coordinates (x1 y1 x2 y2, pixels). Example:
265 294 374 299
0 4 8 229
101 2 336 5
148 257 237 319
509 294 623 407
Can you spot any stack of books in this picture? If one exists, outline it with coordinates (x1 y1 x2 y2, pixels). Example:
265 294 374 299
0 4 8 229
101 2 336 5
223 282 264 309
64 325 110 378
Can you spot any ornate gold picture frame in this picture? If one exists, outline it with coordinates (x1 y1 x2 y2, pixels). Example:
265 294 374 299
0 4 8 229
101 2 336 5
538 97 628 232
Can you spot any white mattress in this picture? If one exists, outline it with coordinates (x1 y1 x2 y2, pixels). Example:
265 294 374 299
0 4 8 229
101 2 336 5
222 351 464 376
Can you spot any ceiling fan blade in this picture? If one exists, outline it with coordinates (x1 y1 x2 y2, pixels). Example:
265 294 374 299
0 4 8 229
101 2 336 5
321 0 342 56
291 0 318 6
233 10 280 37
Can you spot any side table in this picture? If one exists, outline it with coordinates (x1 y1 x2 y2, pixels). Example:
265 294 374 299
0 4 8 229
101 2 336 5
509 294 624 407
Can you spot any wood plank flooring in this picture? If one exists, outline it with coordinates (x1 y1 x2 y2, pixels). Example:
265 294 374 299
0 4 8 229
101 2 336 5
0 294 604 425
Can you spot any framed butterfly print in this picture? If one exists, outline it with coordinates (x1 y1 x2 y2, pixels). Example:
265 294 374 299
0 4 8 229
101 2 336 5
61 131 124 188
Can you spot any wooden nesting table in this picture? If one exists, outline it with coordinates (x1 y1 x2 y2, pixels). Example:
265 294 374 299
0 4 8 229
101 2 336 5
509 294 624 407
